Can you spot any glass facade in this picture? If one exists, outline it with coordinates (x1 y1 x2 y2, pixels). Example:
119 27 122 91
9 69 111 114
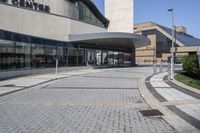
78 49 86 66
15 42 31 69
78 1 106 27
57 47 66 67
97 51 132 67
142 30 179 58
45 45 56 68
68 48 78 66
68 0 108 28
32 44 45 68
0 29 133 71
0 40 15 70
0 38 87 71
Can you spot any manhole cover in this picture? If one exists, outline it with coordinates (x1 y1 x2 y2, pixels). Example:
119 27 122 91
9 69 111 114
139 109 163 117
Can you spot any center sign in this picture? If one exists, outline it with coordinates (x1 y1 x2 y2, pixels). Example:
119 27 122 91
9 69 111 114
0 0 50 13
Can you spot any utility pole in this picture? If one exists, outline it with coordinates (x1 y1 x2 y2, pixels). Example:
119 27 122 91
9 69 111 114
168 8 175 79
153 47 157 74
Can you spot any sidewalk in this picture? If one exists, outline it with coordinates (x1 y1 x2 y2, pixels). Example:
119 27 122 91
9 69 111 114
0 68 103 97
144 72 200 132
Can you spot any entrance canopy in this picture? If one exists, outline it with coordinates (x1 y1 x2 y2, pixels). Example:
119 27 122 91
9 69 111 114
69 32 150 52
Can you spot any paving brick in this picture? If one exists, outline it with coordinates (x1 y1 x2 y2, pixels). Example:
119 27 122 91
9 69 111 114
0 67 176 133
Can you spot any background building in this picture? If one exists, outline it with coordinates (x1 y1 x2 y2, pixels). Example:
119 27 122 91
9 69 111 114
134 22 200 63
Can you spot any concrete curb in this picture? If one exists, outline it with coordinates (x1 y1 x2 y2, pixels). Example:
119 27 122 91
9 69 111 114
139 76 200 133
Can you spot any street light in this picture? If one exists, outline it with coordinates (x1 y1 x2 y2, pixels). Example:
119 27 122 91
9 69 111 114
168 8 175 79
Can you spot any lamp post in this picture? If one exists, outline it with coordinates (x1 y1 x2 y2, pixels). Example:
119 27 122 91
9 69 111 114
168 8 175 79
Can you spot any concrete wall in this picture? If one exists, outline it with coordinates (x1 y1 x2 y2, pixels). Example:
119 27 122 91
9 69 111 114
0 3 106 41
105 0 134 33
71 20 107 35
5 0 77 18
176 46 200 53
134 22 156 32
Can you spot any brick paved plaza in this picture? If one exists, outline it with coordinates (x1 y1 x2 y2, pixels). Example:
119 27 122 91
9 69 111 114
0 67 177 133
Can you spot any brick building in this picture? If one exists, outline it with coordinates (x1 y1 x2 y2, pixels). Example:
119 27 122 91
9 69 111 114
134 22 200 63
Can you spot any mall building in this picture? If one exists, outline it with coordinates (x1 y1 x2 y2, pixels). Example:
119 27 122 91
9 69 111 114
0 0 149 79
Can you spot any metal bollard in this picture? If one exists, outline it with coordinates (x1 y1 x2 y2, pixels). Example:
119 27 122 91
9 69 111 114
153 61 157 74
55 59 58 77
160 61 162 72
167 63 170 72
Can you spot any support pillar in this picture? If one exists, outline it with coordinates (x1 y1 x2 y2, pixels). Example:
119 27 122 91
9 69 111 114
132 48 136 66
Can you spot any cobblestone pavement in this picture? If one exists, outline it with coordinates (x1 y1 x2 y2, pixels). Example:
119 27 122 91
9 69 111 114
0 67 177 133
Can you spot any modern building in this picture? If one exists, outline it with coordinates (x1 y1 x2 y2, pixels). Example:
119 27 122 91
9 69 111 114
0 0 149 79
134 22 200 63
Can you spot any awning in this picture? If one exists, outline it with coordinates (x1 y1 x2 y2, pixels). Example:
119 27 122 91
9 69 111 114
69 32 150 52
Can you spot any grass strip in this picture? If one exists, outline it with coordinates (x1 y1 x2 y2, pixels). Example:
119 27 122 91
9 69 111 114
174 73 200 90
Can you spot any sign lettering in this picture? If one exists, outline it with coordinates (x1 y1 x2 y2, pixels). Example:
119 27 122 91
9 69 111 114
1 0 50 13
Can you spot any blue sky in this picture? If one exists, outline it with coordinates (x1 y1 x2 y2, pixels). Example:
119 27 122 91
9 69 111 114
92 0 200 39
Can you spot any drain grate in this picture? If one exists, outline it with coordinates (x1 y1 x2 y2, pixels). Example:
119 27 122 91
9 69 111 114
139 109 163 117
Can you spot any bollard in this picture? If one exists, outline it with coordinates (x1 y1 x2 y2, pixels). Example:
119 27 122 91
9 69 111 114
167 63 170 72
160 61 162 72
55 59 58 78
153 60 157 74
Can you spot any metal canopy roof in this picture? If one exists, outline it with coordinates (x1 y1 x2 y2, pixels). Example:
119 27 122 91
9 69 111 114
69 32 150 52
159 25 200 46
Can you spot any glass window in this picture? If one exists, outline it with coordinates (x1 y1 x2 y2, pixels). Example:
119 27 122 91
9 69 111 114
107 51 114 67
118 52 124 67
0 40 15 70
78 1 106 28
68 48 78 66
15 42 31 69
91 14 97 24
78 49 86 66
123 53 132 67
57 47 66 67
32 44 45 68
45 45 56 68
85 7 90 18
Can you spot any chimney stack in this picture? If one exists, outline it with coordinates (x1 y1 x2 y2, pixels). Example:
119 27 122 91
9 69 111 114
175 26 187 33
